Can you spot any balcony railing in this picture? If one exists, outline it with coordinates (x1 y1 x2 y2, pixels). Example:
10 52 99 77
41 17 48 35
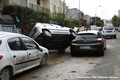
29 3 50 12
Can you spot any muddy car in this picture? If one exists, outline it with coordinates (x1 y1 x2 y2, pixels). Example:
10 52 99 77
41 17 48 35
28 23 76 52
0 32 49 80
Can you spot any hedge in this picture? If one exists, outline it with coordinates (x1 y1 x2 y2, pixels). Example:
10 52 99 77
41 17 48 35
2 5 50 35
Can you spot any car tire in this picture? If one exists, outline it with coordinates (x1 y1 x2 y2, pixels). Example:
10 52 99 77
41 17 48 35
100 49 104 56
40 54 48 67
0 68 12 80
58 49 65 54
36 37 44 45
43 30 52 38
71 51 77 57
104 46 106 50
114 35 116 39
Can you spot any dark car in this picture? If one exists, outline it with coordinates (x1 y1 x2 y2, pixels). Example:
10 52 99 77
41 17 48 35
28 23 76 53
70 30 106 56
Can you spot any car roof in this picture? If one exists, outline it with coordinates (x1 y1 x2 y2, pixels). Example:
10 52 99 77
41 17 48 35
78 30 99 35
0 31 25 38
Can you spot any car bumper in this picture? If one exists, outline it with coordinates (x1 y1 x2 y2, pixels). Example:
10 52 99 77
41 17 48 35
70 43 104 54
103 33 116 37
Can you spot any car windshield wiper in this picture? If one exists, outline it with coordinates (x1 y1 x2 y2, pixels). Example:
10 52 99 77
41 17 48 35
81 36 86 39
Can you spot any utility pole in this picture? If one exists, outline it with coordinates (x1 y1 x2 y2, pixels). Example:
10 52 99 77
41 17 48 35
79 0 80 28
27 0 29 7
62 0 65 27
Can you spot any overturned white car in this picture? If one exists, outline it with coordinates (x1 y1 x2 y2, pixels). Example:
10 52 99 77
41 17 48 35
28 23 76 53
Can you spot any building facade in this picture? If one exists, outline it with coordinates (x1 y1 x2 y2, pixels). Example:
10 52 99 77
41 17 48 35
84 15 91 24
67 8 84 22
0 0 67 14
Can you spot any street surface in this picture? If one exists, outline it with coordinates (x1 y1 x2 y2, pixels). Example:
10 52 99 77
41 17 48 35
15 32 120 80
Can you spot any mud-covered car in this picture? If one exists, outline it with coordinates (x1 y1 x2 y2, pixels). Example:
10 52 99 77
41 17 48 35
28 23 76 52
0 32 49 80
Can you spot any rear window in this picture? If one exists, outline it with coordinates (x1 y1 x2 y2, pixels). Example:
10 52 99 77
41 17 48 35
76 33 97 39
104 27 114 30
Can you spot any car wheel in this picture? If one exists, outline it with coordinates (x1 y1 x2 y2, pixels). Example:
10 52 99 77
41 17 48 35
100 49 104 56
40 54 48 67
71 50 77 57
58 49 65 54
104 46 106 50
114 35 116 39
36 37 44 45
71 52 77 57
43 30 52 38
0 68 12 80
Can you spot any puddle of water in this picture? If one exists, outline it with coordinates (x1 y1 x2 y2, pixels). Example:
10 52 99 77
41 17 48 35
15 53 64 80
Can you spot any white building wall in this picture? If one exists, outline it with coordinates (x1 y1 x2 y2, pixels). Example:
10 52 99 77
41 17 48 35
9 0 27 6
118 10 120 18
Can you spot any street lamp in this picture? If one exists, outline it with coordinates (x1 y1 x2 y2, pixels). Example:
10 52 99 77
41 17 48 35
95 5 101 26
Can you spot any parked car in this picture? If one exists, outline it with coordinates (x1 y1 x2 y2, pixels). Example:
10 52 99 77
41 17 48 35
28 23 76 53
96 27 103 31
101 26 116 39
115 27 118 31
118 27 120 32
0 15 21 33
70 30 106 56
0 32 49 80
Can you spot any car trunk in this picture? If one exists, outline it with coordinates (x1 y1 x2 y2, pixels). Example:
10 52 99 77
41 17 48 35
74 39 97 44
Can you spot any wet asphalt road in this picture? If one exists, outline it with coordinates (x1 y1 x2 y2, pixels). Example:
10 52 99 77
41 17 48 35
15 32 120 80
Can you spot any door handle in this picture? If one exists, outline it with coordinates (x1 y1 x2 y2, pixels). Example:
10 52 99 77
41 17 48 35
13 55 16 58
29 53 31 55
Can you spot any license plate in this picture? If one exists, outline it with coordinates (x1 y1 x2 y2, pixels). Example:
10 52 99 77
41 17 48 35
106 31 112 33
80 46 91 49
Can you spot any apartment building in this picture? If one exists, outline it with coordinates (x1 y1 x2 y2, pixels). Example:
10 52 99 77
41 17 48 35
84 15 91 24
0 0 67 14
67 8 84 21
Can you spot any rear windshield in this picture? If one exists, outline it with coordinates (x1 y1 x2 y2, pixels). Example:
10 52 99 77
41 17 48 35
76 33 97 39
104 27 114 30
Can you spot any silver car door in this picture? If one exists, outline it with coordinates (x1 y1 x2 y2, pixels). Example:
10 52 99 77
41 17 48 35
21 37 41 68
7 37 28 71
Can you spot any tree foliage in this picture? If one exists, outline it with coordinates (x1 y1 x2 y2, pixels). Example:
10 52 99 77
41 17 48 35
90 17 104 26
112 15 118 27
0 0 2 3
50 13 80 28
2 5 50 35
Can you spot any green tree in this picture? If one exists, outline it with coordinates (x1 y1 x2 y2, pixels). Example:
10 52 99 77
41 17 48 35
50 13 79 28
0 0 2 8
0 0 2 3
117 17 120 27
90 17 104 26
112 15 118 27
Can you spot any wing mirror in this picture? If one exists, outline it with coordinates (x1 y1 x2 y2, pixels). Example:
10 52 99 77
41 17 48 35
38 46 43 52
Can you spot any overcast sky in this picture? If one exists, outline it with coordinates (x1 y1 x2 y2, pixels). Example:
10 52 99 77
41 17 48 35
61 0 120 20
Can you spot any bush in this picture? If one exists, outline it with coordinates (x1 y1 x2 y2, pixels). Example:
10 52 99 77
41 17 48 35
2 5 50 35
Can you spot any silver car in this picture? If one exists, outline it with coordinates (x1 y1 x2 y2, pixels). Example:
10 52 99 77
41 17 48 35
0 32 49 80
28 23 76 53
102 26 116 39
